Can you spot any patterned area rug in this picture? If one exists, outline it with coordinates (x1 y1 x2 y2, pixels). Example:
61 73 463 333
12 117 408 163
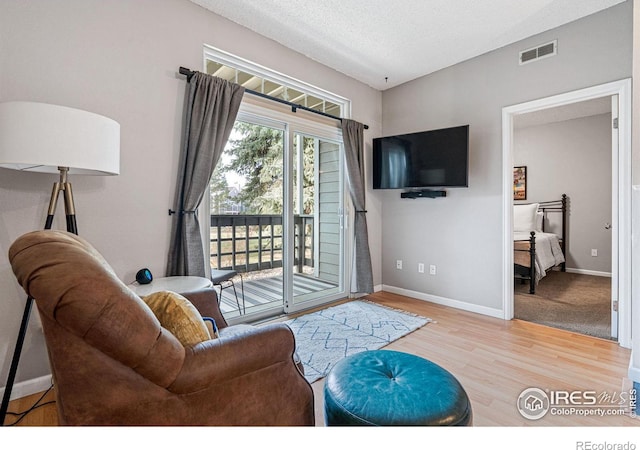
284 300 431 383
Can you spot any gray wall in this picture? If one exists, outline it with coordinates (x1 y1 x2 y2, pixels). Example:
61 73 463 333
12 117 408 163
514 113 612 274
379 2 632 313
0 0 382 391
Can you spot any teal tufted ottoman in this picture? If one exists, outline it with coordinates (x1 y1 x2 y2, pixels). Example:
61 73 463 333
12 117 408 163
324 350 472 426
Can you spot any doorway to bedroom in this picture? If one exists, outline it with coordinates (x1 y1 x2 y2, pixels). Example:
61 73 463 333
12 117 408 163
502 79 632 348
512 98 613 340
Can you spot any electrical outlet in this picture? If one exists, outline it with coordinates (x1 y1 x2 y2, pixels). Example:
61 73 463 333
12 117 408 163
418 263 425 273
429 264 437 275
591 249 598 257
396 260 403 270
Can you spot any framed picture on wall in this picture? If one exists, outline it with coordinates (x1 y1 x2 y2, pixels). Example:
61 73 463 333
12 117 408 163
513 166 527 200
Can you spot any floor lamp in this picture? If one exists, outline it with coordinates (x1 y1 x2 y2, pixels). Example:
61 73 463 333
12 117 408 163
0 101 120 425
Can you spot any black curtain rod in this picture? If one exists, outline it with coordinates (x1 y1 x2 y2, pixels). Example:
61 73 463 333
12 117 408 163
179 67 368 130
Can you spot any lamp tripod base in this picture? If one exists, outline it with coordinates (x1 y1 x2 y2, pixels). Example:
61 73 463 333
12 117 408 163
0 167 77 426
45 167 77 234
0 297 33 424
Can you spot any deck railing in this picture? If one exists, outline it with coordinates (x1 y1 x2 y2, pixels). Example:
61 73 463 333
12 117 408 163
210 214 313 273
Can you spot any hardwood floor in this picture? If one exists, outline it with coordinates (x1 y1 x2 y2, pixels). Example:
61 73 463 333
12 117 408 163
3 387 56 426
4 291 637 427
361 292 636 426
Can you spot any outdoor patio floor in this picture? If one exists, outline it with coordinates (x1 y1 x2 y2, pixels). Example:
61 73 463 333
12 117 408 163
218 272 338 317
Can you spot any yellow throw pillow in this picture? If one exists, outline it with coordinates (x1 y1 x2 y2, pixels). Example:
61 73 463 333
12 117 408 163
142 290 211 347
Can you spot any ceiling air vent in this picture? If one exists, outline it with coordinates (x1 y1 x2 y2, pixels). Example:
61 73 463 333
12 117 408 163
519 40 557 65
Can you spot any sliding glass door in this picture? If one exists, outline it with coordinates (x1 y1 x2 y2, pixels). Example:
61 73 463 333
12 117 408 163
208 117 285 319
208 107 348 320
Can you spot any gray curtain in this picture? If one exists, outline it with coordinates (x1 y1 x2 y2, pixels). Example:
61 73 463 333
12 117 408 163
167 72 245 277
341 119 374 294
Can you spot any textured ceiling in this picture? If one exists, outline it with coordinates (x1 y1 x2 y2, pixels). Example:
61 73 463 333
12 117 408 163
190 0 626 90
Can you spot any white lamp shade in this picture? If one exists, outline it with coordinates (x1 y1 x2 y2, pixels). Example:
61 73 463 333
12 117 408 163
0 101 120 175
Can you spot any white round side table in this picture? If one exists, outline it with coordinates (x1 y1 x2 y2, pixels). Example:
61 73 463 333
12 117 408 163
129 276 213 297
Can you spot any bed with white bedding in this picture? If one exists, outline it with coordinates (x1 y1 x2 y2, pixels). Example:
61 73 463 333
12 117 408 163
513 195 567 294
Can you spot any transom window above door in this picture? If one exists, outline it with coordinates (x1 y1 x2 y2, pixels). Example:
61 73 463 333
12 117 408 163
203 45 348 119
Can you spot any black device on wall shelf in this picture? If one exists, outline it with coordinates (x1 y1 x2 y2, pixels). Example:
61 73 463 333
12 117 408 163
373 125 469 195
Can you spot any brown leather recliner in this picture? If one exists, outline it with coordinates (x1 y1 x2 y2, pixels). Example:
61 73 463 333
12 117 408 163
8 230 314 426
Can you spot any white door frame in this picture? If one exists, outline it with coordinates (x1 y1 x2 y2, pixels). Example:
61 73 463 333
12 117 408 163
501 78 632 348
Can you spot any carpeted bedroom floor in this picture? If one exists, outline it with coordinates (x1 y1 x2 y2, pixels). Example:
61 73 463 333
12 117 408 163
514 271 612 340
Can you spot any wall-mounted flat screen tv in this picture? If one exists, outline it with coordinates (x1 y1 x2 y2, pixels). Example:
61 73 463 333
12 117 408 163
373 125 469 189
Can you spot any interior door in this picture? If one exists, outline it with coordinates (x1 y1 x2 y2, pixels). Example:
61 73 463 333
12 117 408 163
285 132 347 312
610 94 619 339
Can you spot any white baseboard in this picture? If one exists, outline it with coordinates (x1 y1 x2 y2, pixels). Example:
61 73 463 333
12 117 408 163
381 285 504 319
373 283 384 293
565 268 612 277
0 374 52 402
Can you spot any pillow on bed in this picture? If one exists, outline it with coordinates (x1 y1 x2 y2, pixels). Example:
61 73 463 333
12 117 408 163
514 203 539 232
